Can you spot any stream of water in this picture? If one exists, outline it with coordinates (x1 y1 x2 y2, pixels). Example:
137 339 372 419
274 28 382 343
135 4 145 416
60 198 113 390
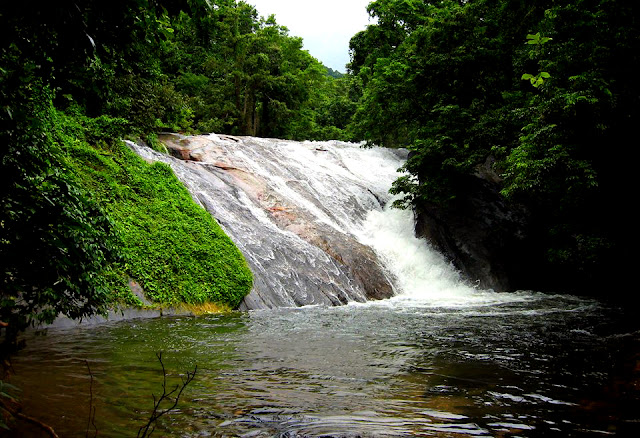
9 137 640 437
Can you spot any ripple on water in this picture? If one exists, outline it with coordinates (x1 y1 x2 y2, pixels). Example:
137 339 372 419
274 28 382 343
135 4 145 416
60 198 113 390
10 296 640 437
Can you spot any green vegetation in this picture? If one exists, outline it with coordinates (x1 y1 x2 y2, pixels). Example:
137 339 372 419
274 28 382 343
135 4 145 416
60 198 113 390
61 111 252 307
1 86 123 352
155 1 357 140
348 0 637 295
1 89 253 354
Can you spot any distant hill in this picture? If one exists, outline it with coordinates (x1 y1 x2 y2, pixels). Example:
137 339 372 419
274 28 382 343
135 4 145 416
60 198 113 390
326 67 345 79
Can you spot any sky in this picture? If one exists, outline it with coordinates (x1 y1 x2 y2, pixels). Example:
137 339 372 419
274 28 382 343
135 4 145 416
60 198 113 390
247 0 374 72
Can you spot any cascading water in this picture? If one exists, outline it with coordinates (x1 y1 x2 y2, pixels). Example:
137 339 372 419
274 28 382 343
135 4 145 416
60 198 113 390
127 133 493 310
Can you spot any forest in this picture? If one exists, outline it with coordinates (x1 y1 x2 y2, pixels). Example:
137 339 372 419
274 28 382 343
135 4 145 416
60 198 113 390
2 0 638 349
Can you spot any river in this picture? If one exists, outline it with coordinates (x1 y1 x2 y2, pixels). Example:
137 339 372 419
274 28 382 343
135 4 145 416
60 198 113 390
9 136 640 437
11 293 640 437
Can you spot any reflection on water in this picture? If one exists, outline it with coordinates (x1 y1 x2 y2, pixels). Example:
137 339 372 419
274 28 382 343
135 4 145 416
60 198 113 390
10 294 640 437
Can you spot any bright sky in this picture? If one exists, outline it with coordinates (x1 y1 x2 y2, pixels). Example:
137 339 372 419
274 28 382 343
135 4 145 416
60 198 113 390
247 0 374 72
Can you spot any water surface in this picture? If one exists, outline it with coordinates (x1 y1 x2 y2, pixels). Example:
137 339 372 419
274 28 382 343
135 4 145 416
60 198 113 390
12 293 640 437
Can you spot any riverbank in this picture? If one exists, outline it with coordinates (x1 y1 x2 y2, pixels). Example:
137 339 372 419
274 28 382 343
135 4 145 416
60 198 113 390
40 301 234 330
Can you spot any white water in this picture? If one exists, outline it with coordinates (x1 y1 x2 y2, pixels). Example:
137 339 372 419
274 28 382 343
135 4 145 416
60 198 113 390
128 135 538 309
358 205 541 308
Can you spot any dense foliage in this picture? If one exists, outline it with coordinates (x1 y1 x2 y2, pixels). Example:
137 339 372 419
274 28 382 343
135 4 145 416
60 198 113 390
0 86 123 352
348 0 638 294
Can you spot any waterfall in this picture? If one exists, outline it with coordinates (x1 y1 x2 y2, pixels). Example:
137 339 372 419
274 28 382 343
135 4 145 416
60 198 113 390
358 205 537 308
127 134 503 310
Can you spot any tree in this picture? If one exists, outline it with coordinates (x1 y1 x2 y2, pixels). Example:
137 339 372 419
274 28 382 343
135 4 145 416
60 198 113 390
0 86 121 356
0 0 174 353
348 0 638 295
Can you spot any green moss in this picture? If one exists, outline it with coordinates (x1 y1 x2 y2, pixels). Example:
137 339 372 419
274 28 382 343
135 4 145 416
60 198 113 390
57 111 253 309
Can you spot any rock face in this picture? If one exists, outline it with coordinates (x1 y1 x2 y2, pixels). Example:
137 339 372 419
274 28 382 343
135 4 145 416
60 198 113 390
414 168 531 292
132 133 402 309
143 133 533 298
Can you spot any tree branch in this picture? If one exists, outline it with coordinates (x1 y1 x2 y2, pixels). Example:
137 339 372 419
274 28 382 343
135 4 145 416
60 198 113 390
137 352 197 438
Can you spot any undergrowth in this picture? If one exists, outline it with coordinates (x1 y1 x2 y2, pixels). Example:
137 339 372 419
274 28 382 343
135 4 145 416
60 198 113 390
58 107 253 308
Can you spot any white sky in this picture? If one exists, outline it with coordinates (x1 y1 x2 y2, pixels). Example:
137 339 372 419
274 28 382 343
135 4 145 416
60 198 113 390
247 0 374 72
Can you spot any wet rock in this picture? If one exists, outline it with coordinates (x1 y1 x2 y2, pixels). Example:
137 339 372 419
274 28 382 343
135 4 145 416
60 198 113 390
310 232 394 301
141 133 399 309
414 172 531 291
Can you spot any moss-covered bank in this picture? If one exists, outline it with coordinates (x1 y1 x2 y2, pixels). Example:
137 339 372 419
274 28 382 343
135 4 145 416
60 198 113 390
60 110 253 310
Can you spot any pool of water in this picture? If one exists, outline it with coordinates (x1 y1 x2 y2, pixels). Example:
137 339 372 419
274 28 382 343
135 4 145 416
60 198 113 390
10 292 640 437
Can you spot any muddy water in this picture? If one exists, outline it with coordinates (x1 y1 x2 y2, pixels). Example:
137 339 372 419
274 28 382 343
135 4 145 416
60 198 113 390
11 293 640 437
